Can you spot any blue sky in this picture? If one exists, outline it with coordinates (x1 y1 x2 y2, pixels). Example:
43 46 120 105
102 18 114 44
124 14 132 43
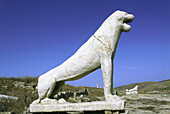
0 0 169 87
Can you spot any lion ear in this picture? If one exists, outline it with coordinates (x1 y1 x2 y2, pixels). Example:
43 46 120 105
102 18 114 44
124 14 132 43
115 10 121 13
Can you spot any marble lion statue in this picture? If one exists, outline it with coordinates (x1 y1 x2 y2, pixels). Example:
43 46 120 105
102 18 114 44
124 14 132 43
33 10 134 104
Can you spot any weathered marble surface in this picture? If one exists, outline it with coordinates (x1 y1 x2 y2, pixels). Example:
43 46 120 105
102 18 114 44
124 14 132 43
30 100 125 112
126 85 138 95
32 10 134 104
0 94 18 100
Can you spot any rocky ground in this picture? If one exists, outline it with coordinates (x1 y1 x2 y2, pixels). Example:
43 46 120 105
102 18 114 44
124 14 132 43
122 94 170 113
0 77 169 113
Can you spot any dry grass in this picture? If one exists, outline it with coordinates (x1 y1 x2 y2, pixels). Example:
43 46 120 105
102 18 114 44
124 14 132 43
0 77 38 113
0 77 169 113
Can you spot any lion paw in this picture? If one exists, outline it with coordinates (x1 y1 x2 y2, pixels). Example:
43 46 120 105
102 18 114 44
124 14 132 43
106 95 122 102
58 98 67 103
41 98 58 104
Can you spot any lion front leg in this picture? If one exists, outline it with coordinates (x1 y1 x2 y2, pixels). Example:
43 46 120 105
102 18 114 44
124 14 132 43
101 56 122 102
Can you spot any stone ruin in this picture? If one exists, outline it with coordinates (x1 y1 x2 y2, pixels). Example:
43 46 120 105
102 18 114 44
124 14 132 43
126 85 138 95
53 88 90 103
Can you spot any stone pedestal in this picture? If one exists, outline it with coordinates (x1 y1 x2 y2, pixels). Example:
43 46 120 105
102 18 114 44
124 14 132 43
30 101 125 113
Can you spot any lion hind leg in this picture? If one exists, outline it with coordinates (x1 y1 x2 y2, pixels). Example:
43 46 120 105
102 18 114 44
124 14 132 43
37 75 56 102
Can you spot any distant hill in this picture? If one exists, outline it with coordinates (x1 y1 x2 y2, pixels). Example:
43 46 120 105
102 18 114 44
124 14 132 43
0 77 169 113
115 79 170 94
62 79 170 96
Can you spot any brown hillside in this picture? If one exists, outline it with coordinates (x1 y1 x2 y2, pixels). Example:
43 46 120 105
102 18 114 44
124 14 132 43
0 77 169 113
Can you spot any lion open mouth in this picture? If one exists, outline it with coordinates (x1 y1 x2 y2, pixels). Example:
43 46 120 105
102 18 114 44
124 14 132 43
124 18 133 24
123 14 134 24
123 14 134 32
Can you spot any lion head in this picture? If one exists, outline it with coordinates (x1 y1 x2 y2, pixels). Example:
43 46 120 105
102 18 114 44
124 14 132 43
95 10 134 36
113 10 134 32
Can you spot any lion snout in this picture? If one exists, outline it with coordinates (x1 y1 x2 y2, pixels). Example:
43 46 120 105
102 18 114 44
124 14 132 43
124 14 134 23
